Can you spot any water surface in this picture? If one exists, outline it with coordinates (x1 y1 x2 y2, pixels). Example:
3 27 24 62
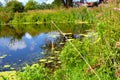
0 23 92 71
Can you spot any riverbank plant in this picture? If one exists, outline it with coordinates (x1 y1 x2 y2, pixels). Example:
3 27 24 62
1 1 120 80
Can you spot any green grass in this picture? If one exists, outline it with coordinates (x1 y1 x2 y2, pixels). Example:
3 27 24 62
0 71 16 80
1 1 120 80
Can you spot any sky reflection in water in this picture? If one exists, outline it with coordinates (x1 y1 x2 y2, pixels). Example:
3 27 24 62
0 31 60 71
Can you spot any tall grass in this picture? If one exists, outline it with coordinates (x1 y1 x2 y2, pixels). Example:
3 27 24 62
3 1 120 80
5 7 98 24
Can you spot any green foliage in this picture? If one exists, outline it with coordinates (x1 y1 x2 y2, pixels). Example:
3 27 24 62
24 1 54 11
17 64 50 80
52 0 62 7
38 2 54 10
59 40 83 67
1 2 120 80
9 7 96 24
24 0 39 11
11 12 26 23
5 0 24 12
0 11 14 24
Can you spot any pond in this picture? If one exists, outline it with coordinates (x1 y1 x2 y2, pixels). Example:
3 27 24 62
0 23 92 71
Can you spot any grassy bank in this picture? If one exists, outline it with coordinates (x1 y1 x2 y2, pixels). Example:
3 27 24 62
1 2 120 80
16 3 120 80
0 7 97 25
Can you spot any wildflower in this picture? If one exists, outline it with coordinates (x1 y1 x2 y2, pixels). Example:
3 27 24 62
114 8 120 11
115 66 120 78
115 42 120 50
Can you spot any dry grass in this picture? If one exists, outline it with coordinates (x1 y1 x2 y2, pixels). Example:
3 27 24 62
27 9 58 14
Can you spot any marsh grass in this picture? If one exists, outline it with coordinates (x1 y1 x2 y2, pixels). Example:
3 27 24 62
1 1 120 80
17 2 120 80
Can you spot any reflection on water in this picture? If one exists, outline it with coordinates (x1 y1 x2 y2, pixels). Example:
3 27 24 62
0 31 60 71
0 24 92 71
8 39 27 50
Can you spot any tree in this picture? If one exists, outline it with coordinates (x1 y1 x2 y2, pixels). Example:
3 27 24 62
0 1 3 7
52 0 62 7
4 0 10 4
52 0 73 8
5 0 24 12
24 0 39 11
37 2 53 10
62 0 73 7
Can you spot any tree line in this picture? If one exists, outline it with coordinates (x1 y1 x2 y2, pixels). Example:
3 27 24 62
0 0 65 13
0 0 111 13
0 0 73 24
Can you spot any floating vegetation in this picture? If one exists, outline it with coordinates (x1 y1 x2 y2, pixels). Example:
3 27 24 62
46 60 54 63
48 56 56 60
47 31 60 39
1 2 120 80
38 55 61 71
0 54 7 59
54 51 60 54
66 39 74 41
39 59 47 62
3 65 11 68
59 42 64 45
10 67 15 70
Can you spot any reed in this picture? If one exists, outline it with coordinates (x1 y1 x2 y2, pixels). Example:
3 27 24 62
1 1 120 80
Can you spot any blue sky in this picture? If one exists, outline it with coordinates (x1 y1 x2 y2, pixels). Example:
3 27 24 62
73 0 99 2
1 0 99 5
1 0 54 5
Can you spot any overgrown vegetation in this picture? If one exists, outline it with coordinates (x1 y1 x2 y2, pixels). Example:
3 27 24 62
14 2 120 80
0 0 120 80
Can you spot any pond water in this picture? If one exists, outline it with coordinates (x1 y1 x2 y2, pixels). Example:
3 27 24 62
0 23 92 71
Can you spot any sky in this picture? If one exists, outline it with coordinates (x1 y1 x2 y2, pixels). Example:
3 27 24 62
0 0 54 5
73 0 99 2
1 0 99 5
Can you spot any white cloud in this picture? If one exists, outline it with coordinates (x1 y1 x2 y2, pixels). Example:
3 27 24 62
25 32 32 39
8 40 26 51
44 0 54 4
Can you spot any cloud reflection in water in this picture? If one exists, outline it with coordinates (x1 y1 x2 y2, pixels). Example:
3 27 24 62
8 40 26 51
25 32 32 39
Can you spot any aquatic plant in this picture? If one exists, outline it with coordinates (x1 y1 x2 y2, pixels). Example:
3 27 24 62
1 1 120 80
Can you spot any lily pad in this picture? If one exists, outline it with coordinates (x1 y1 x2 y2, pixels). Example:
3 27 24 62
57 61 61 64
48 56 56 60
54 51 60 54
39 59 47 62
0 54 7 59
10 67 15 70
47 60 54 63
59 42 64 45
4 65 11 68
66 39 74 41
